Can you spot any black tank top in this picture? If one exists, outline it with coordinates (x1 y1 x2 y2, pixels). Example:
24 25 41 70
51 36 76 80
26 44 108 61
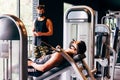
34 18 48 32
34 18 49 45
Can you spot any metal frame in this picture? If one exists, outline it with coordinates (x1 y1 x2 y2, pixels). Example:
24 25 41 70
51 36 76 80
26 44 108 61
64 5 95 69
0 14 28 80
63 5 95 80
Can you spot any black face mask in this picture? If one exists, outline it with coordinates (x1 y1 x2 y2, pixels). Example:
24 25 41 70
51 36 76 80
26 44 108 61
38 13 45 17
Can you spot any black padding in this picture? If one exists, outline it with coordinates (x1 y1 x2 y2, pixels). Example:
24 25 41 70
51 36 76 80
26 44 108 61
113 27 119 51
73 54 86 62
95 34 102 58
101 44 107 58
95 33 108 58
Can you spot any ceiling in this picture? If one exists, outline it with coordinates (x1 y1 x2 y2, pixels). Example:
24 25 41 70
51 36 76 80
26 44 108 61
63 0 120 11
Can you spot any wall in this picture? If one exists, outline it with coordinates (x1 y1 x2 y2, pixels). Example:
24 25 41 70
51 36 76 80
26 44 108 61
39 0 63 47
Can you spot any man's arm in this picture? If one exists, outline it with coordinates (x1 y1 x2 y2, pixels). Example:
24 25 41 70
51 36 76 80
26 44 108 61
28 52 64 72
37 18 53 36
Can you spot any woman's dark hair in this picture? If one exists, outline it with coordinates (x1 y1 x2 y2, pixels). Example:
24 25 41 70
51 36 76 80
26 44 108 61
77 41 86 54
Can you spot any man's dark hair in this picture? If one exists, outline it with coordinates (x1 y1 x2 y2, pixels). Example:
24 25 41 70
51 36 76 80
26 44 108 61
69 40 86 54
77 41 86 54
37 5 45 10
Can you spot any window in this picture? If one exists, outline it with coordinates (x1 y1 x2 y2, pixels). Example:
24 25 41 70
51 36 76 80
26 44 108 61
0 0 17 16
0 0 35 79
20 0 33 36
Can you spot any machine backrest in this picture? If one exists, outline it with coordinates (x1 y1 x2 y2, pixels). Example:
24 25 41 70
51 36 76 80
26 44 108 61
95 32 109 58
95 24 110 58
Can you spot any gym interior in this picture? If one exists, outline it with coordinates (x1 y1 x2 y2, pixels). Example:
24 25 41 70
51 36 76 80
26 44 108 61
0 0 120 80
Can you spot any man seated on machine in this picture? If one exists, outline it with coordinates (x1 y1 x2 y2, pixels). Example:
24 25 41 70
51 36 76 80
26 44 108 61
28 40 86 77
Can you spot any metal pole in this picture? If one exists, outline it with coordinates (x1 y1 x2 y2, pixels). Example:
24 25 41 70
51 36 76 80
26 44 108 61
8 41 12 80
17 0 20 18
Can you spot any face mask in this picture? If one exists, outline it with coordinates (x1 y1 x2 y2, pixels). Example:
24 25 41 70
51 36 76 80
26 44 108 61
38 13 45 17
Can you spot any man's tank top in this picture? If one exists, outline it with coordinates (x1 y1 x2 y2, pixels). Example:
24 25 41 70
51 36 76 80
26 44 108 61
34 18 48 32
33 18 49 46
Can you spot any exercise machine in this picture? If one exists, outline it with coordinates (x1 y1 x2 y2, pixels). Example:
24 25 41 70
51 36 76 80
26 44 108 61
63 5 95 80
94 24 116 80
0 14 28 80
